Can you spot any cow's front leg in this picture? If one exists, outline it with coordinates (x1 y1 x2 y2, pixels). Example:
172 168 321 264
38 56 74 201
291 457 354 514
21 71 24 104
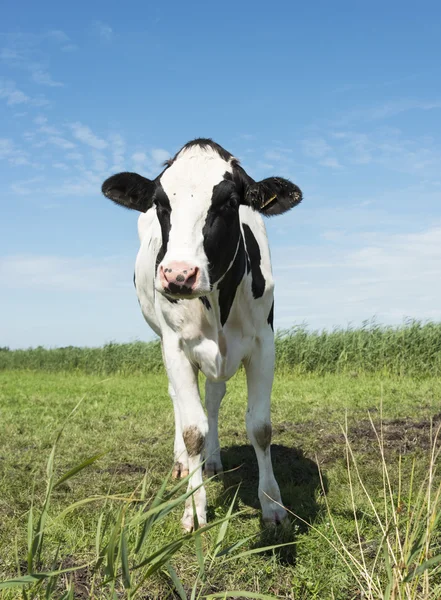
168 383 189 479
163 339 208 531
204 380 226 478
244 334 287 525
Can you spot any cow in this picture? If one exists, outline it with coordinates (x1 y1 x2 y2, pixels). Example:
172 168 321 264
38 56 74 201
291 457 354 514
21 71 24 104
102 138 302 531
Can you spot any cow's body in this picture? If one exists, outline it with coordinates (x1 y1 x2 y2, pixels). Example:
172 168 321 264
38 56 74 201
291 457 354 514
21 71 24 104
102 139 302 530
135 199 273 383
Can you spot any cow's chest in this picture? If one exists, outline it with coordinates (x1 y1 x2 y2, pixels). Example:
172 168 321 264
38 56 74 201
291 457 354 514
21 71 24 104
186 330 255 382
159 291 257 382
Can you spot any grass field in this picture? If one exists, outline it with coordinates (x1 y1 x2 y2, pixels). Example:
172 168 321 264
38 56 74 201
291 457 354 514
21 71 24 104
1 368 440 598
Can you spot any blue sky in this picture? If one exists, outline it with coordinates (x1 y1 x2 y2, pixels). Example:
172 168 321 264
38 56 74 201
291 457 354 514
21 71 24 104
1 0 441 348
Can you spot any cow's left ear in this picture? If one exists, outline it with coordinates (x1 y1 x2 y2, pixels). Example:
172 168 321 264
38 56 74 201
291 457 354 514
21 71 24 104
102 172 156 213
245 177 302 216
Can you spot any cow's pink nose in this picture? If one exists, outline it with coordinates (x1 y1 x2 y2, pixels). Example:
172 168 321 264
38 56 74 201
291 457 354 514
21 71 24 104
160 262 199 294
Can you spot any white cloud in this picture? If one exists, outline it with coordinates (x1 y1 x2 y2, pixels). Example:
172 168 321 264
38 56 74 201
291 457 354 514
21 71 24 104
331 131 372 164
271 224 441 330
48 136 76 149
0 138 30 166
0 254 130 292
109 133 125 171
0 48 22 61
320 156 342 168
132 152 147 163
264 149 293 162
45 30 70 43
0 139 15 158
150 148 170 164
302 137 332 158
0 32 69 90
10 176 45 195
95 21 114 41
0 78 50 107
132 151 148 171
34 115 47 125
65 151 84 161
334 99 441 126
31 68 63 87
130 148 170 177
0 79 30 105
92 151 107 173
70 122 107 149
61 44 78 52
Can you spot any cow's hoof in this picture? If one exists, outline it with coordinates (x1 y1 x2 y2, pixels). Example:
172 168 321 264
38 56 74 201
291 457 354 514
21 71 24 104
172 462 189 480
262 505 288 526
204 462 224 480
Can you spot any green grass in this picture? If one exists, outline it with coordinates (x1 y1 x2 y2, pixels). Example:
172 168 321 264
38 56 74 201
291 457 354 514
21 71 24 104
2 319 441 376
1 370 441 598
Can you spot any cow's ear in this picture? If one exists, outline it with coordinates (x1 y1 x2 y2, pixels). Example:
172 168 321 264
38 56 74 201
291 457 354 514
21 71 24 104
245 177 302 216
102 172 156 213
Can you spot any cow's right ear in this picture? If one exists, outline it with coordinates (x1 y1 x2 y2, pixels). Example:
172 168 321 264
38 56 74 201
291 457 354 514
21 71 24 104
101 172 156 213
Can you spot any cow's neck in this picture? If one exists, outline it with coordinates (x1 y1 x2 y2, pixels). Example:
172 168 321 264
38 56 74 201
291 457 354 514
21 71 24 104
209 232 247 330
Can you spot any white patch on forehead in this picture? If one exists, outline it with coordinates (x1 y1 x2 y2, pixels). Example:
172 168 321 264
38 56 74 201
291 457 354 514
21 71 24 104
157 145 235 284
160 145 233 202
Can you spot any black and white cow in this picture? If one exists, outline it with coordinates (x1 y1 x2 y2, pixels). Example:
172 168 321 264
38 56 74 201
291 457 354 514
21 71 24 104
102 139 302 530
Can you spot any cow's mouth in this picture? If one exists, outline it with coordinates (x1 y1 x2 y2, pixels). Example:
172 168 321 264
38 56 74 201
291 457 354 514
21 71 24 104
164 282 195 298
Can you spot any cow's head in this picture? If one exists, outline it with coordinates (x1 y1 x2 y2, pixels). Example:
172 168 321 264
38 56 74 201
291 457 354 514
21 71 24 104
102 139 302 299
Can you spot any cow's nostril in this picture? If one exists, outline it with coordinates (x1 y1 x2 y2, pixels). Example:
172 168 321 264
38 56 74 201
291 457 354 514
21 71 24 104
176 274 185 283
186 267 199 288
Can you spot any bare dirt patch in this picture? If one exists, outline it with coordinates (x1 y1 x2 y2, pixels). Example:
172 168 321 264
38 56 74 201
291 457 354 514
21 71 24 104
273 412 441 463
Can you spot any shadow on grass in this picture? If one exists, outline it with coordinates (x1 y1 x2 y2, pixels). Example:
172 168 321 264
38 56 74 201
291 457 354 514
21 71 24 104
210 444 326 565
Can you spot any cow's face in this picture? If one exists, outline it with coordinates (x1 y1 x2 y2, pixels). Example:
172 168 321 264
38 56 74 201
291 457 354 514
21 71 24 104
102 139 302 299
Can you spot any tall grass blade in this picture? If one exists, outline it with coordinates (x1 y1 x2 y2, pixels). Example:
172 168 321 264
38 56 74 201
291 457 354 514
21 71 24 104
165 562 187 600
120 527 131 590
53 452 107 489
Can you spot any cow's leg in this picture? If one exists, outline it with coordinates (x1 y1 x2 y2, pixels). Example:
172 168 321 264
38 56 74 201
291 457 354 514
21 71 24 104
204 380 226 478
168 383 189 479
163 339 208 531
244 334 287 524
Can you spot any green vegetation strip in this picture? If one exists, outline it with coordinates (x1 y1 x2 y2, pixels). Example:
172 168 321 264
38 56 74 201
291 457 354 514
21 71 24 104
2 319 441 376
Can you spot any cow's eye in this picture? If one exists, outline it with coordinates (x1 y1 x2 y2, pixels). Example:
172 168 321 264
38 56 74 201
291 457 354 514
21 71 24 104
224 195 239 211
215 192 238 212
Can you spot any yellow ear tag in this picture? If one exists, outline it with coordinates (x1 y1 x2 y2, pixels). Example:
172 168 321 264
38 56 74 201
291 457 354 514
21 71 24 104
261 194 277 209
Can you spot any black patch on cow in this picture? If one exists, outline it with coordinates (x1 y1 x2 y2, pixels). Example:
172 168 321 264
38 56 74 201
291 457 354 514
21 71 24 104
164 295 179 304
200 296 211 310
154 185 172 272
203 179 242 286
218 235 246 326
242 224 265 299
268 301 274 330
